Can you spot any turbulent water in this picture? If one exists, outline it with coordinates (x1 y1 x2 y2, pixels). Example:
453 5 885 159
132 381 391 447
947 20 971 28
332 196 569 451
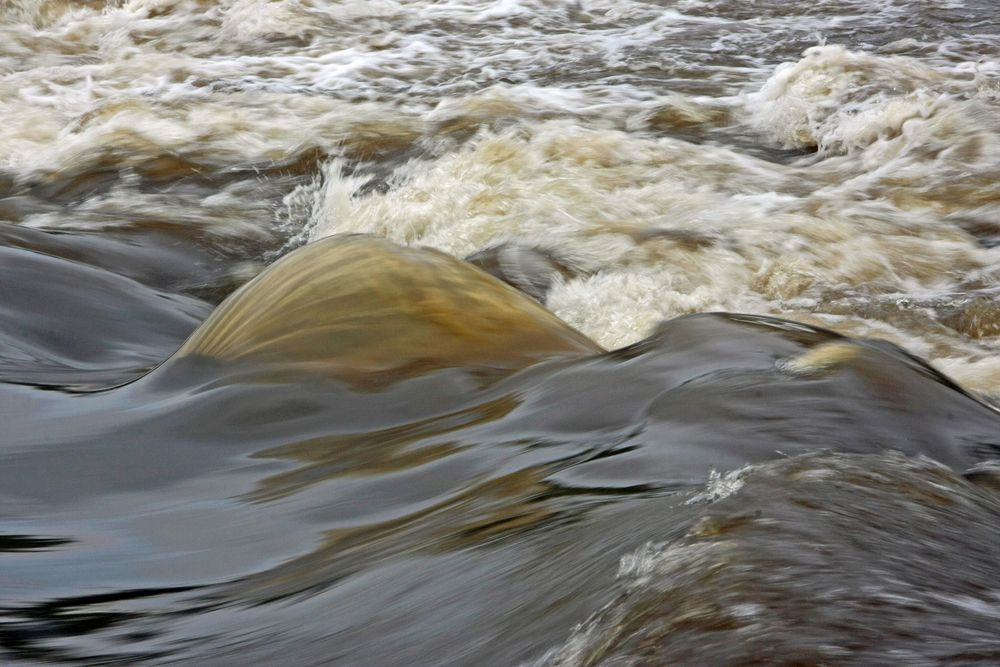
2 1 1000 664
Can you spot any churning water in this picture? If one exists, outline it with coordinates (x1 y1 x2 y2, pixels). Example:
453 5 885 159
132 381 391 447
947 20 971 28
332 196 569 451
1 1 999 664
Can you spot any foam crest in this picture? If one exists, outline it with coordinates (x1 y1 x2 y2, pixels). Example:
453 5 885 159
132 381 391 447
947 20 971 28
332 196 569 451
308 120 995 361
747 45 998 156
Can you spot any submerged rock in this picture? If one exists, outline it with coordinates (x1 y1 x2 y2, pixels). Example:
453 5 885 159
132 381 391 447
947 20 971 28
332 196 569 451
0 245 209 387
166 235 600 384
939 296 1000 340
465 243 578 303
546 452 1000 667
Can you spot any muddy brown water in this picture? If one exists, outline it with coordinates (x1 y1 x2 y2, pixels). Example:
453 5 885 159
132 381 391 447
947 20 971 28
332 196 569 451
2 0 1000 664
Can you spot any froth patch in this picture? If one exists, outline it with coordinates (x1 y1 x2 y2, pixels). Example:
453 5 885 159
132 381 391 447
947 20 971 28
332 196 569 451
933 356 1000 403
780 341 862 375
747 45 946 154
305 119 992 356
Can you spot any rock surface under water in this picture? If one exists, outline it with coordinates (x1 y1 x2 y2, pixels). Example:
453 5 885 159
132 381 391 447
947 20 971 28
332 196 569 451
1 236 998 664
167 234 601 385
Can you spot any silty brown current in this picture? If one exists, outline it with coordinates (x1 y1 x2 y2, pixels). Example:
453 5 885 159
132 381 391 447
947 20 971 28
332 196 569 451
2 0 1000 664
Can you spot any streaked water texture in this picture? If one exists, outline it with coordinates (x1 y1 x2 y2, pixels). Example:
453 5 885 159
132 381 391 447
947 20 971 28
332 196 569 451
1 1 999 664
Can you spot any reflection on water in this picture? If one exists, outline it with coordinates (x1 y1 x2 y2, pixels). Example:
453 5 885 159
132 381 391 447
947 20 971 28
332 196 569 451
2 248 998 661
2 0 1000 664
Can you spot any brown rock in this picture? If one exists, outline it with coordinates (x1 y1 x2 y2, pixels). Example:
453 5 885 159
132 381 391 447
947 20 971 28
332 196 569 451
170 235 601 384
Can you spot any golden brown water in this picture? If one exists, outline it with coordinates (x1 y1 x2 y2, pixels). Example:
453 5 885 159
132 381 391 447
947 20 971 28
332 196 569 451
170 235 600 384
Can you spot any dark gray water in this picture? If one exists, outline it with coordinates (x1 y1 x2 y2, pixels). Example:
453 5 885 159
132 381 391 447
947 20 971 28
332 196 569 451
2 1 1000 664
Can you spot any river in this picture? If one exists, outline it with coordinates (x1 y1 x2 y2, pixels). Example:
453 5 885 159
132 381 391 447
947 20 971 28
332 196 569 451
1 1 999 664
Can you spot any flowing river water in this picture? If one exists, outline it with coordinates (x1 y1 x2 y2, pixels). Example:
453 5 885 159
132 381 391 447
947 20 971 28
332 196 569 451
2 1 1000 664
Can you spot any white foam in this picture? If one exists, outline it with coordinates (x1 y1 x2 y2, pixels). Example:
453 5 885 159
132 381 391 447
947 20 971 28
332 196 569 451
306 117 997 366
685 467 750 505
